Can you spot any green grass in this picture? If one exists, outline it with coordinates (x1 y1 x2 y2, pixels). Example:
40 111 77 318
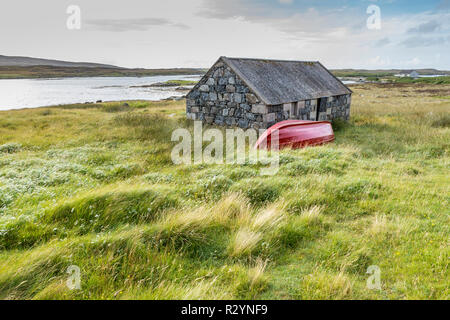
164 80 198 86
365 76 450 85
0 84 449 300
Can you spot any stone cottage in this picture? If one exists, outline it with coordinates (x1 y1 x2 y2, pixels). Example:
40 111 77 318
186 57 352 129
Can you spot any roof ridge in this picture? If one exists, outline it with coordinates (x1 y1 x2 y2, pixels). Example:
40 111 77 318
222 56 319 64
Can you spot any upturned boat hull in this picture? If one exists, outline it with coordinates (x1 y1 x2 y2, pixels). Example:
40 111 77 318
255 120 335 150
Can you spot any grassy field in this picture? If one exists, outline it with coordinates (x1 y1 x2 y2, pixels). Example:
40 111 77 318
364 76 450 85
0 83 448 300
393 76 450 85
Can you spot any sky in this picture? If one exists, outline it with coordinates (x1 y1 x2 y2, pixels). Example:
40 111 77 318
1 0 449 69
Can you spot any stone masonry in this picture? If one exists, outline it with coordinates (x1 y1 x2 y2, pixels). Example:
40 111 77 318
186 61 351 129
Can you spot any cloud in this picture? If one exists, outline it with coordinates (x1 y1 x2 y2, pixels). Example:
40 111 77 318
86 18 189 32
369 56 391 67
198 0 364 39
436 0 450 11
400 57 421 66
375 37 390 47
407 21 441 33
401 35 450 47
197 0 273 20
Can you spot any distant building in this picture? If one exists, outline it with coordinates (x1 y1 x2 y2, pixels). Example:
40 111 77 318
186 57 352 129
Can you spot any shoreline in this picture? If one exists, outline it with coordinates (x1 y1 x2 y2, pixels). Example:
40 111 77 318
1 81 448 112
0 75 199 111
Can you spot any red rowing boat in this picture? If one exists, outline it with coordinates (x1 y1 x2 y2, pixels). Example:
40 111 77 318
255 120 335 150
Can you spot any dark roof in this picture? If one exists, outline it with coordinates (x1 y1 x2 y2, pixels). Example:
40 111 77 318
221 57 352 105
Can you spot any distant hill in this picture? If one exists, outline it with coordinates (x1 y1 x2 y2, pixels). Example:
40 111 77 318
0 55 121 69
0 55 206 79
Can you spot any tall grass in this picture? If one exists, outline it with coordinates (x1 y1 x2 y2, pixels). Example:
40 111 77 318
0 83 449 299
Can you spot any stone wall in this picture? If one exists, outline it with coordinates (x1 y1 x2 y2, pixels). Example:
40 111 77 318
283 94 351 122
186 61 273 129
186 61 351 129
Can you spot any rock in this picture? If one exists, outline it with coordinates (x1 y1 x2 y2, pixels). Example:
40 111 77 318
209 92 218 101
189 90 200 99
223 108 229 116
213 69 224 78
236 85 247 93
238 119 249 129
225 117 236 126
199 85 210 92
176 86 192 91
233 93 243 103
240 103 250 111
207 78 215 85
215 116 224 125
251 104 267 114
228 77 235 85
246 113 256 121
226 85 236 93
245 93 258 104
